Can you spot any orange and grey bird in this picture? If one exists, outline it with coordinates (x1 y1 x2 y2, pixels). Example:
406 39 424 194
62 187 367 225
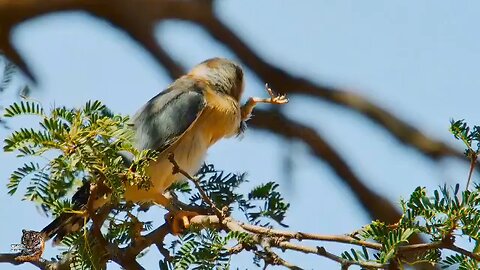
40 57 288 244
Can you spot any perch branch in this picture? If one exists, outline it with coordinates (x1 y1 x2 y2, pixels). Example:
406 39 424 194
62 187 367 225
168 153 223 217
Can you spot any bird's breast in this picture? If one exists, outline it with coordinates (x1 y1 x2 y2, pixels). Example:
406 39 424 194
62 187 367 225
124 130 208 202
200 87 242 143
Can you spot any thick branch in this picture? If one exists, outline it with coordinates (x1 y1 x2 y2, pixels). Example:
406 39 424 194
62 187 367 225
0 0 466 164
249 109 401 224
198 13 462 161
0 252 70 270
187 215 388 268
123 223 170 259
183 215 479 269
0 0 467 223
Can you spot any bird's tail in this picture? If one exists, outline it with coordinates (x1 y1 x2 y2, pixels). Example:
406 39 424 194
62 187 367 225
40 181 94 245
40 153 129 245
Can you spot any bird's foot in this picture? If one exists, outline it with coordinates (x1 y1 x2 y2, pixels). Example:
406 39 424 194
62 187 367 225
241 83 288 120
261 83 289 105
165 210 200 235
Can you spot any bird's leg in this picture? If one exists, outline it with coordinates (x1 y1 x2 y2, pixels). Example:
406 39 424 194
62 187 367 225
241 83 289 121
154 193 200 235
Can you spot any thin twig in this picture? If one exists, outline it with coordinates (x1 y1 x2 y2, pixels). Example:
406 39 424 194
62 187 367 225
448 244 480 261
168 153 223 217
465 153 477 190
276 242 388 269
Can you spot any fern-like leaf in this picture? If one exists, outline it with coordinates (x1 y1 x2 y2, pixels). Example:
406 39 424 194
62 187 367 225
4 101 45 118
7 162 40 195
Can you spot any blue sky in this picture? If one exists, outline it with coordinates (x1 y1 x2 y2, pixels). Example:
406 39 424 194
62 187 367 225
1 1 480 269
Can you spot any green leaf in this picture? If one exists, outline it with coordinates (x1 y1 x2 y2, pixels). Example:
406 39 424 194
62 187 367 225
4 101 45 118
7 162 40 195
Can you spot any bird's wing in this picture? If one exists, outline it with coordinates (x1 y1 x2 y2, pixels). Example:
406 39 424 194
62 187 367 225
40 80 206 243
131 78 206 152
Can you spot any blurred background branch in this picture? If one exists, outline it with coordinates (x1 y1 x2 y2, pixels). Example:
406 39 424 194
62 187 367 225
0 0 467 225
0 1 475 269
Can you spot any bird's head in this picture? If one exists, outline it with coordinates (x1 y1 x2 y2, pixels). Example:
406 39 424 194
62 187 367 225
189 57 244 101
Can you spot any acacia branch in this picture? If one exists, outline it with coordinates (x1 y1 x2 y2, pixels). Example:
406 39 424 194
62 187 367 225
6 212 472 269
277 242 388 269
189 215 385 269
179 215 480 269
448 244 480 262
0 252 72 270
168 153 223 217
123 222 170 259
0 254 45 269
240 222 382 250
262 245 303 270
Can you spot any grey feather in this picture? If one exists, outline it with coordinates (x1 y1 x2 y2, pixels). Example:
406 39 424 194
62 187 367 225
131 77 206 152
39 78 207 244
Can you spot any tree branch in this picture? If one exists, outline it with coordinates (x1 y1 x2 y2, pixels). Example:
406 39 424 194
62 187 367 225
0 0 467 224
240 222 382 250
0 252 71 270
0 0 466 164
249 109 402 224
197 12 462 162
262 245 304 270
168 153 223 217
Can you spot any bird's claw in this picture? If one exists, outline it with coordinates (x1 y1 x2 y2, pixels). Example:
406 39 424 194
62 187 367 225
165 210 199 235
264 83 289 105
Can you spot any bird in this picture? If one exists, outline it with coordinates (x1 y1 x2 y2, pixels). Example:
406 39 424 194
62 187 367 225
39 57 288 245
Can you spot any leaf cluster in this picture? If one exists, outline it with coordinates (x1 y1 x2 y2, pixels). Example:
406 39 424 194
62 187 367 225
339 120 480 269
3 100 159 266
5 102 480 269
3 100 290 269
164 165 290 269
